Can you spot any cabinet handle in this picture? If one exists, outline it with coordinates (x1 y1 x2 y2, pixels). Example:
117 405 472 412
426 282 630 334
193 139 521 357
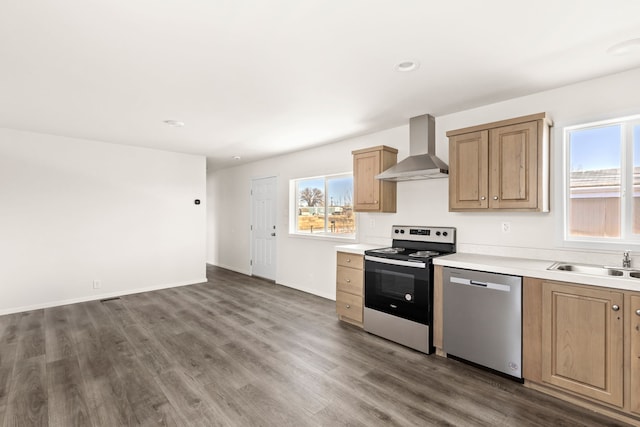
374 200 379 204
345 304 351 309
346 258 351 263
346 279 351 283
636 309 640 316
612 304 620 311
493 196 499 200
481 196 486 200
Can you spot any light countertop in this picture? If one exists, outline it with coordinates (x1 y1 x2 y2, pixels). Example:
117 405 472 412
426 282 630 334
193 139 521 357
335 243 382 255
434 253 640 292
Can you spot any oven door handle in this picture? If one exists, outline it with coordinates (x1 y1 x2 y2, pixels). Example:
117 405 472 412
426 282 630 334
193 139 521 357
365 255 426 269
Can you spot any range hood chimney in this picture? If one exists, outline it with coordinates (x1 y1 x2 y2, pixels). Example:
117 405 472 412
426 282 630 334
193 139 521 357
376 114 448 181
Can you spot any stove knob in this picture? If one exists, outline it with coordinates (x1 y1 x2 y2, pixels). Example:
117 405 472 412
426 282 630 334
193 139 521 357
436 231 441 236
400 229 405 234
395 229 400 234
443 231 448 237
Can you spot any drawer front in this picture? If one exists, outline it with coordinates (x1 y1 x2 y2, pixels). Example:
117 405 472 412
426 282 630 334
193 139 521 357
336 291 363 323
337 252 364 269
337 266 363 295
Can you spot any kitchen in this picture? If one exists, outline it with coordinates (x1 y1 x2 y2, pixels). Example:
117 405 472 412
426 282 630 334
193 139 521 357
211 69 640 424
2 1 640 425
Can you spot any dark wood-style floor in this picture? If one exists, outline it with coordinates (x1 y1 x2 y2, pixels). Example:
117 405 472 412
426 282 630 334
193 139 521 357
0 265 632 426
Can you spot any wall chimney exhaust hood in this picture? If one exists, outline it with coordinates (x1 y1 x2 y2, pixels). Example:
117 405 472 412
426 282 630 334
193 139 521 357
376 114 448 181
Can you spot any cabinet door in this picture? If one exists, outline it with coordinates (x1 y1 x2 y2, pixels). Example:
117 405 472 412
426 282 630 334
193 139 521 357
542 282 624 407
353 150 381 211
448 130 489 210
337 252 364 269
632 295 640 415
336 291 363 324
489 121 538 209
336 266 363 295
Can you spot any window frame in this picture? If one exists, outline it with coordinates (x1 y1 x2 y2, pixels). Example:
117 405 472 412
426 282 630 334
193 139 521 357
288 172 357 241
561 114 640 249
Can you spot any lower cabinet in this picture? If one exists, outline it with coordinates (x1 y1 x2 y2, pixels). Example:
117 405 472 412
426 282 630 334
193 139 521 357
541 281 624 407
523 278 640 423
632 295 640 415
335 252 364 327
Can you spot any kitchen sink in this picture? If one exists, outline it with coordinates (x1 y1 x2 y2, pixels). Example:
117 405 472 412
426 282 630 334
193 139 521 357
548 262 640 279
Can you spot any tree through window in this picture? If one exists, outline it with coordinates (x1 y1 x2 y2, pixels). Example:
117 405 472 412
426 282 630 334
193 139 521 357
292 174 355 238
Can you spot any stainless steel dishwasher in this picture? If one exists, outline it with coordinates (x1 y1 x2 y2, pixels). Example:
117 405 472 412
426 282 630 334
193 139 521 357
442 267 522 379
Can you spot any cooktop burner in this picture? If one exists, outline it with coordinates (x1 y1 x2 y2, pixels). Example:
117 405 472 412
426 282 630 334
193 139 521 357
409 250 440 258
364 225 456 262
370 247 405 254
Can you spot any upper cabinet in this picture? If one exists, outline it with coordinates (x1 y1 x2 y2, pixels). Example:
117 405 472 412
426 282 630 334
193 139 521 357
352 145 398 212
447 113 551 212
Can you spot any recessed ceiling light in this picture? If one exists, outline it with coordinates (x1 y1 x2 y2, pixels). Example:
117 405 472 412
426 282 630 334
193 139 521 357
163 119 185 127
395 60 420 72
606 38 640 55
232 155 241 160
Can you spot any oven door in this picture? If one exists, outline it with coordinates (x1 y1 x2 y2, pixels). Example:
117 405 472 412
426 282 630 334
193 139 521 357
364 255 432 324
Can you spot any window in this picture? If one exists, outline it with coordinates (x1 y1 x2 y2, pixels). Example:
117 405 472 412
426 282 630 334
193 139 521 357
290 173 356 239
564 115 640 245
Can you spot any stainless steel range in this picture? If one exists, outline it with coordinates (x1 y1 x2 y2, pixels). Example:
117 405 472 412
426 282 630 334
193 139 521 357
364 225 456 353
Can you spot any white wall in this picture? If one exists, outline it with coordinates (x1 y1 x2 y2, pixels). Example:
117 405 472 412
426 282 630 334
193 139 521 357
0 128 207 314
207 126 401 299
207 67 640 300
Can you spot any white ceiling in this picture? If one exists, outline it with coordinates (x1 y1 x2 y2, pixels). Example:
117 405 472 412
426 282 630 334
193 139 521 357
2 1 640 169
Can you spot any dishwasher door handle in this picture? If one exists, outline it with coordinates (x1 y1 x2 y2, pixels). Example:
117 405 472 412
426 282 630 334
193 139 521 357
470 280 488 287
450 276 512 292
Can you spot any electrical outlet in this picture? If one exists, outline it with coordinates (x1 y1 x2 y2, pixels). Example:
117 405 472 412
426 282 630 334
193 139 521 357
93 280 101 289
501 222 511 233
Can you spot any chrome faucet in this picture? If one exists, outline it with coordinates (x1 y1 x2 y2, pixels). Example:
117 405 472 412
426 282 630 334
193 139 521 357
623 251 631 268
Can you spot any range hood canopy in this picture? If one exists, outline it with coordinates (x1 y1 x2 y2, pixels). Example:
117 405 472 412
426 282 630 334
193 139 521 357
376 114 448 181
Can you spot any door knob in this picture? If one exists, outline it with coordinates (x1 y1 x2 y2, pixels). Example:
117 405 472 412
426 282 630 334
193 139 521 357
612 304 620 311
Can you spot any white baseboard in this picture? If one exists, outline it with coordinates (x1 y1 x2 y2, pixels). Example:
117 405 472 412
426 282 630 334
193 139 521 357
0 277 208 316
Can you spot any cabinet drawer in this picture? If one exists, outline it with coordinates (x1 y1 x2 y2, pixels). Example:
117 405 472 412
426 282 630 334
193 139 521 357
336 291 363 323
337 266 363 295
337 252 363 269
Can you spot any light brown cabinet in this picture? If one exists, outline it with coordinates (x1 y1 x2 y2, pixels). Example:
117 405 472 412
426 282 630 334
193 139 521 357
631 295 640 415
336 251 364 327
541 281 624 407
522 278 640 423
447 113 551 212
352 145 397 212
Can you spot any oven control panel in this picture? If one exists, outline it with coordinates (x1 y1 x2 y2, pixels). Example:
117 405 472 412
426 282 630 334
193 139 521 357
391 225 456 244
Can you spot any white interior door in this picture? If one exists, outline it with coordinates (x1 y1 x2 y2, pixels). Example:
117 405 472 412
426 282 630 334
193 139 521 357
251 176 277 280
